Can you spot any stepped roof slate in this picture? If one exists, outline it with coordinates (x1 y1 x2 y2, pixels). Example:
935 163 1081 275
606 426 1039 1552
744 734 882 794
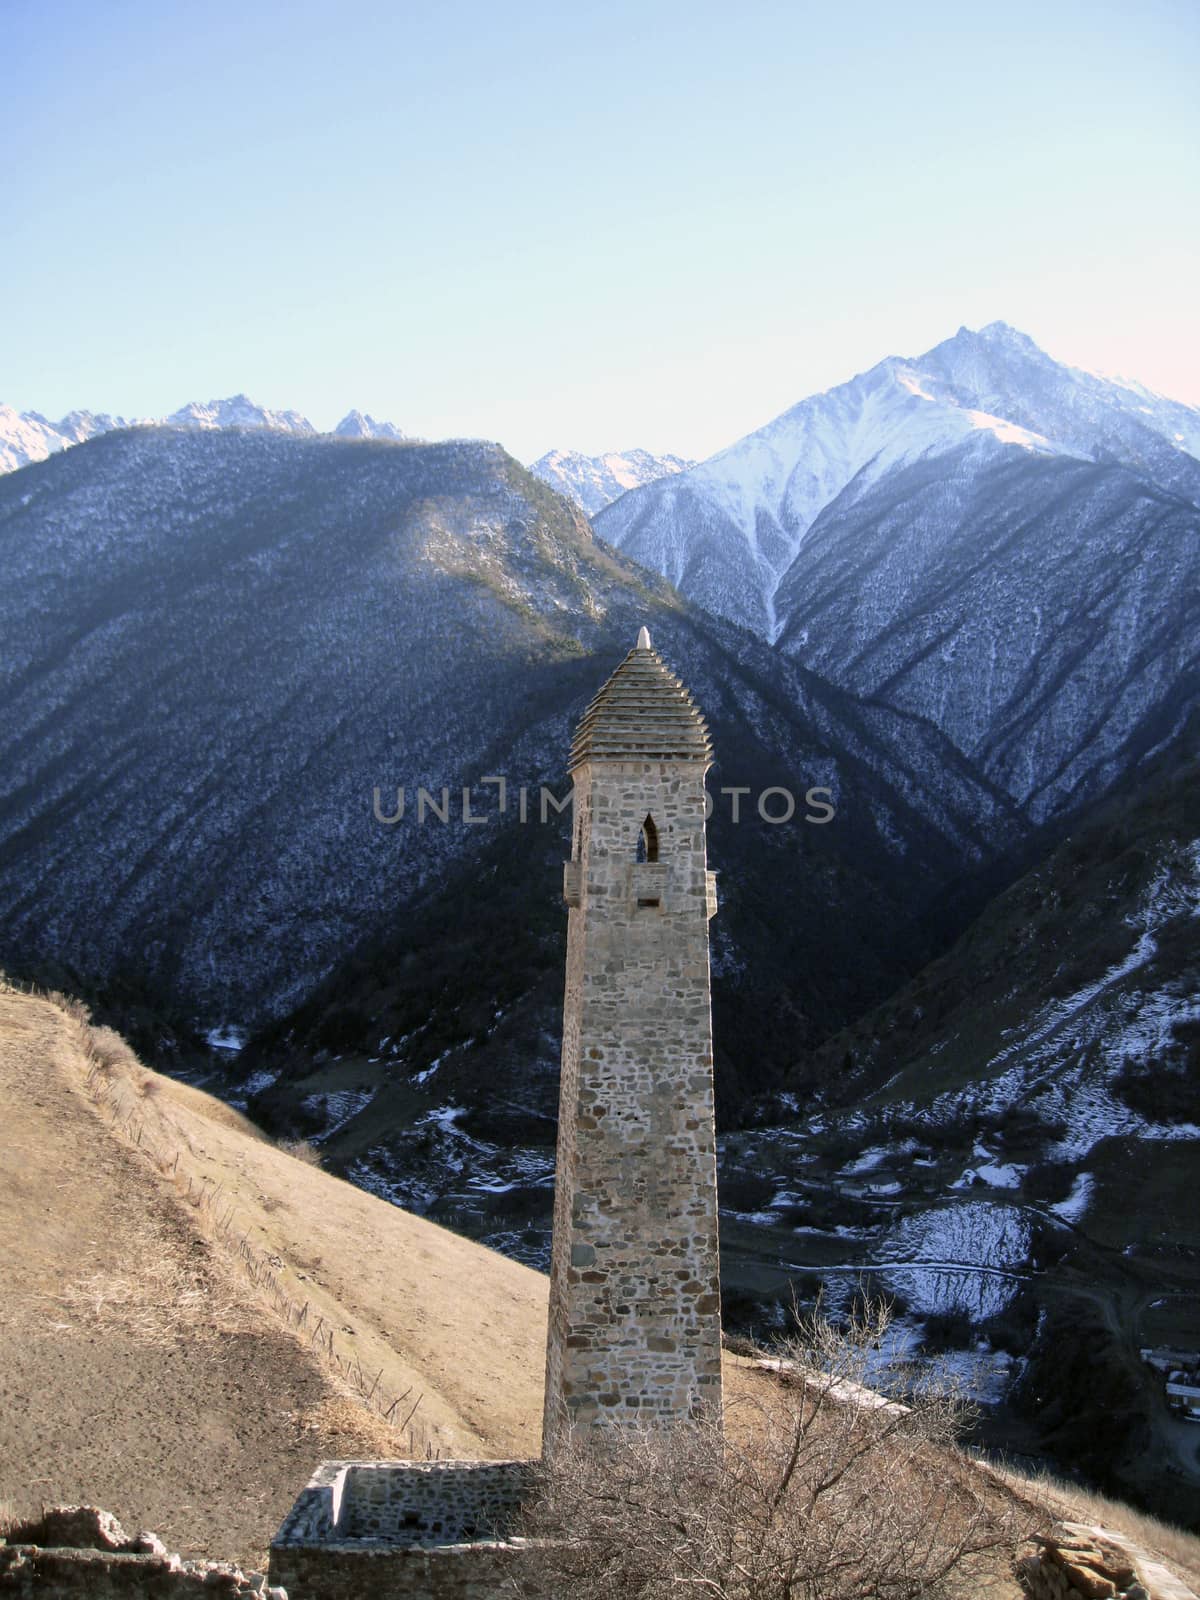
568 629 712 770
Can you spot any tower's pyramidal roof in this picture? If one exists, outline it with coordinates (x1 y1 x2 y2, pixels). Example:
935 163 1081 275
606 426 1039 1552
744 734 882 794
568 629 713 770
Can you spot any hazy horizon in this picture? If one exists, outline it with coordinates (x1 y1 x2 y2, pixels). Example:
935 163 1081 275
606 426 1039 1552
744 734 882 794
6 0 1198 460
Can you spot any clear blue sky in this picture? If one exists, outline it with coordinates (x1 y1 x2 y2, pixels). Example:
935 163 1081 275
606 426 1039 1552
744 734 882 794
5 0 1198 461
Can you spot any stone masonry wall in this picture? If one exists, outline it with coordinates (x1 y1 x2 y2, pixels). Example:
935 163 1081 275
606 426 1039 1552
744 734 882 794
543 756 722 1447
267 1460 532 1600
337 1461 529 1542
267 1544 523 1600
271 1459 530 1549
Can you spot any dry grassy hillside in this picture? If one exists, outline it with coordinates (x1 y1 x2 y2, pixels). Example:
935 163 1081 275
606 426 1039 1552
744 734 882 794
0 978 548 1570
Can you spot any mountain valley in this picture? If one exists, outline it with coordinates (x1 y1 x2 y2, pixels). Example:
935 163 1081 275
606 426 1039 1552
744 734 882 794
2 323 1197 1528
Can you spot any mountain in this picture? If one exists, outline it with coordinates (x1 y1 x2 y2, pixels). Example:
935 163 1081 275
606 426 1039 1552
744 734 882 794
0 398 412 472
165 394 316 434
4 357 1197 1527
779 440 1200 823
528 447 695 516
333 410 410 441
717 742 1200 1524
0 404 133 473
595 325 1200 826
0 426 1033 1048
595 323 1200 639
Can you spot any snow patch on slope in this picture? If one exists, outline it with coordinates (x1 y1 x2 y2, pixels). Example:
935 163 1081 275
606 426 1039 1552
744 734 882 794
1051 1172 1095 1224
922 842 1200 1160
878 1201 1032 1319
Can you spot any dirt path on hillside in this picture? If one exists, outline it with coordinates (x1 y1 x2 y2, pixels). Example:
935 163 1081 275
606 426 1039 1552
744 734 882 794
0 989 426 1569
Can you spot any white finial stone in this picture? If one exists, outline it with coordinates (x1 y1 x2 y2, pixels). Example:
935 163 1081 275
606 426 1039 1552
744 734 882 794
637 626 652 650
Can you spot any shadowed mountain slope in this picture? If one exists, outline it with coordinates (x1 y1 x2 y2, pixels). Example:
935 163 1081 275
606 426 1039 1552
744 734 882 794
774 442 1200 824
0 426 1030 1046
714 743 1200 1524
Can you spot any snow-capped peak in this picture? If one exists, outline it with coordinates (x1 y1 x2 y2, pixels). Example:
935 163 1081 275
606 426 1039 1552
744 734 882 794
975 320 1041 350
333 410 409 442
528 447 696 516
0 396 415 474
0 404 140 474
166 395 315 435
594 321 1200 639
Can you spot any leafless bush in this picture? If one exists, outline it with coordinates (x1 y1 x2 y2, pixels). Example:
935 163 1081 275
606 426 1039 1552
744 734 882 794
86 1024 140 1073
722 1331 765 1359
514 1301 1033 1600
46 989 91 1027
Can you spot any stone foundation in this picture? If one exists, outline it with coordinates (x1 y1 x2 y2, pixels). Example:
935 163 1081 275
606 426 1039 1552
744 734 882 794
266 1543 523 1600
267 1459 533 1600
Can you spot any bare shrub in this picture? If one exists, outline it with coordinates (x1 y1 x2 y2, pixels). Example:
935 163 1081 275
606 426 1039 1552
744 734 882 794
277 1137 323 1166
86 1024 139 1073
515 1301 1034 1600
721 1331 764 1359
47 989 91 1026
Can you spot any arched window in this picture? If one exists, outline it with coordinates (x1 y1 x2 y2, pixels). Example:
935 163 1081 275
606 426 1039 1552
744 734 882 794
636 814 659 863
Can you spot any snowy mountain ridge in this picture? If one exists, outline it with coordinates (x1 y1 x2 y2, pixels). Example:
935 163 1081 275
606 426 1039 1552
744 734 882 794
0 406 136 475
165 395 318 434
0 395 411 474
527 447 695 516
595 322 1200 641
333 410 409 442
1 424 1029 1029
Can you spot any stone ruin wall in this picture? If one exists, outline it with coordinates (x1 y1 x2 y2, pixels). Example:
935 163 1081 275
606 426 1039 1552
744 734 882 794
0 1546 282 1599
1020 1522 1197 1600
0 1506 285 1599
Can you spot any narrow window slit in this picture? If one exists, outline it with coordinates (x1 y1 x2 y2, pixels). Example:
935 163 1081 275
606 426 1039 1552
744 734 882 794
637 814 659 863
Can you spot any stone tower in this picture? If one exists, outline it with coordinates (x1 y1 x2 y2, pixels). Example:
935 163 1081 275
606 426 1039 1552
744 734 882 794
543 627 722 1451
